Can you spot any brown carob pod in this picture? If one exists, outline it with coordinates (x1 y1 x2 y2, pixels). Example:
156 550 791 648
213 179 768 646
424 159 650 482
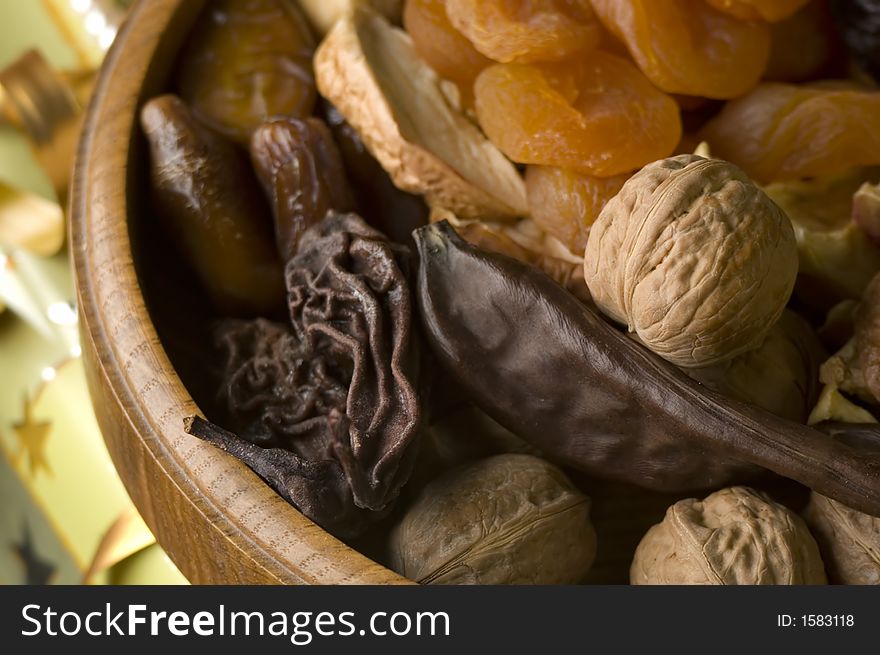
414 221 880 514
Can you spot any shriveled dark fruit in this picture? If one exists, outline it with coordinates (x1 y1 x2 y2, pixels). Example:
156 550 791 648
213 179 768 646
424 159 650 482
185 415 380 538
830 0 880 81
140 94 285 316
188 213 421 538
176 0 317 143
251 117 356 262
414 221 880 515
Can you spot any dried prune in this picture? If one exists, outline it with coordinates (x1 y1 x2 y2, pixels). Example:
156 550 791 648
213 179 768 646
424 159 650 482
188 213 422 538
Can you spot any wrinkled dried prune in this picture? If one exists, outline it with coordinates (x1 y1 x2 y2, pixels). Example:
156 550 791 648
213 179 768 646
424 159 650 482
188 213 421 537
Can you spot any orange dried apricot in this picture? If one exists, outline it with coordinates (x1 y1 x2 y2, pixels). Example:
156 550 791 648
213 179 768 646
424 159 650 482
445 0 601 63
403 0 491 104
591 0 771 99
474 51 681 177
526 166 629 253
764 1 840 82
704 0 810 22
700 83 880 183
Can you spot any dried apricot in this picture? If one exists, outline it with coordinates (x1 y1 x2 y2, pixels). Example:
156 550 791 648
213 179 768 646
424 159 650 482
474 51 681 177
700 83 880 183
591 0 771 99
403 0 491 104
764 1 840 82
704 0 809 22
445 0 601 63
526 166 628 253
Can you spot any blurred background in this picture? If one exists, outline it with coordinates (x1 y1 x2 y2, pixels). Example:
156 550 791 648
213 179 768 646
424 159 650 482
0 0 186 584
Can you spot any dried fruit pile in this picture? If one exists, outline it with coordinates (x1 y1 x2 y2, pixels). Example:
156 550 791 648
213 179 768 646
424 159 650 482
137 0 880 585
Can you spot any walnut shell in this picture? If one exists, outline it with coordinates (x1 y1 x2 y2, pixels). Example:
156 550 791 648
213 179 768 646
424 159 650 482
804 493 880 584
585 154 798 368
686 310 825 422
388 454 596 584
631 487 827 585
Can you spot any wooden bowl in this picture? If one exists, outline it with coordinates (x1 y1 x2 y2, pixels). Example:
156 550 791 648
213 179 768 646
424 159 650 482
70 0 407 585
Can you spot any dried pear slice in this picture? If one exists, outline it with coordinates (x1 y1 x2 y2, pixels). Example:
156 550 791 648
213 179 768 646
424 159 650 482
314 8 528 220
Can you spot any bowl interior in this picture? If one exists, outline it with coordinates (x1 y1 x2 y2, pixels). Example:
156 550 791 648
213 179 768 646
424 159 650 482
72 0 408 584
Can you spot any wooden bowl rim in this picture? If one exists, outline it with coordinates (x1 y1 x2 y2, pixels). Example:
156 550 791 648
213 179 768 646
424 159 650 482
69 0 408 585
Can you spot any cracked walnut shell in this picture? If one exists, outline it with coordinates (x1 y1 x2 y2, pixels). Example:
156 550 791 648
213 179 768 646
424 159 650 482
804 492 880 585
584 154 798 368
631 487 827 585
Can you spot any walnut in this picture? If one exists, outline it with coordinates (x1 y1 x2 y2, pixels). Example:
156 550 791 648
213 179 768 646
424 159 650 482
314 8 527 220
584 154 798 368
631 487 827 585
804 492 880 585
388 454 597 584
686 310 825 422
810 270 880 423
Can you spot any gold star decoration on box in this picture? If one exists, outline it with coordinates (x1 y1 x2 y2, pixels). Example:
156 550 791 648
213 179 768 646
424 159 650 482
12 394 52 478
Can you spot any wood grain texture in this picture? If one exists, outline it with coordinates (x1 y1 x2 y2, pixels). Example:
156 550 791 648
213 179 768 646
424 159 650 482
69 0 409 585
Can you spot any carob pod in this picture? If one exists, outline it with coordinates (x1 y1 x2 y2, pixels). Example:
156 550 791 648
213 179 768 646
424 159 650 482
414 221 880 516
